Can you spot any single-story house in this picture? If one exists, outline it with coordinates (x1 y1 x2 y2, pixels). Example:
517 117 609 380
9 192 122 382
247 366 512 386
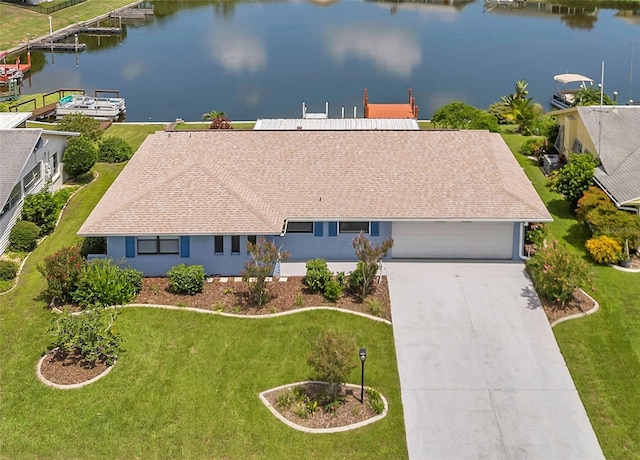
0 113 77 254
554 105 640 214
78 130 552 276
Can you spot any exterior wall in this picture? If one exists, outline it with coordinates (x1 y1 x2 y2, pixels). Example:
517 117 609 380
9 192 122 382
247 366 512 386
556 111 597 159
104 222 393 277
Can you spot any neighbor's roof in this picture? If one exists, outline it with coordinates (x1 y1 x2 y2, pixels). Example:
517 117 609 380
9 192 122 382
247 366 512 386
0 112 32 130
254 118 419 130
577 106 640 204
78 130 552 236
0 129 42 209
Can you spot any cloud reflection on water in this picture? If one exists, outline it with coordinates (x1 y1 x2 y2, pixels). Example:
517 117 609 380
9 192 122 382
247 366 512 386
208 28 267 74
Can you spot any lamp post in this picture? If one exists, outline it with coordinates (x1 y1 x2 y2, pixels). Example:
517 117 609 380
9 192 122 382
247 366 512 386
359 348 367 404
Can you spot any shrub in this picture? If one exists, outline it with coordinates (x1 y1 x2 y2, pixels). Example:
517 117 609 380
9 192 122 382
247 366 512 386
546 154 597 208
366 387 385 415
53 187 77 209
585 207 640 248
304 258 332 293
98 136 133 163
167 263 205 295
351 233 393 298
72 259 139 308
58 113 103 142
323 279 343 303
49 308 121 365
79 236 107 258
38 246 85 303
575 186 616 223
242 238 289 306
532 114 559 142
431 101 499 132
63 136 98 179
122 266 143 294
585 236 622 264
526 240 592 306
524 222 547 247
0 260 19 280
519 138 547 157
21 190 59 234
9 220 41 252
348 264 365 293
307 329 357 402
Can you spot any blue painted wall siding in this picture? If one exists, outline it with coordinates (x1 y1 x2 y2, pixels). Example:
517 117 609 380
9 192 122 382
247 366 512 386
106 222 392 276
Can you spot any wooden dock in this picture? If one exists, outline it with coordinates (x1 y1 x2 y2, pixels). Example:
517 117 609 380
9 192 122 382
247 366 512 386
29 43 87 52
9 88 86 120
110 8 154 20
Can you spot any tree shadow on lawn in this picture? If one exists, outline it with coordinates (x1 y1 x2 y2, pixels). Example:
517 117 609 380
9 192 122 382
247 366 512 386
546 198 576 221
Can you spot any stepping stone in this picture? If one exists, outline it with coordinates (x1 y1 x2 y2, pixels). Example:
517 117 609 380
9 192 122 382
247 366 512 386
279 277 288 282
206 277 215 283
219 277 228 283
265 277 273 282
249 277 257 283
234 277 242 283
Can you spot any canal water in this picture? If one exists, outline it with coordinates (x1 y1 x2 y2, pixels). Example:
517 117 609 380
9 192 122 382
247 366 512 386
18 0 640 121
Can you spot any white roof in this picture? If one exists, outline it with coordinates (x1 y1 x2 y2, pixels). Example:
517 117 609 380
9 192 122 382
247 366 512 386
254 118 419 130
553 74 594 85
0 112 32 129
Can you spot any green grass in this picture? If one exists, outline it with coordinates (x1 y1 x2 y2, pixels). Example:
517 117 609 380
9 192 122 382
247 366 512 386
0 127 407 458
503 133 640 459
105 123 167 150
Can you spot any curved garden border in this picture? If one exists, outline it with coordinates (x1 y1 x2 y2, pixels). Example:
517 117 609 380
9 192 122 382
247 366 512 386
609 264 640 274
36 351 115 389
550 289 600 328
259 381 389 434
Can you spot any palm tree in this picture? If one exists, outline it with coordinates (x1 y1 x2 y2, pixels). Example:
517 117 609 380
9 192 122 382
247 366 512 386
202 110 226 122
499 80 540 134
201 110 233 129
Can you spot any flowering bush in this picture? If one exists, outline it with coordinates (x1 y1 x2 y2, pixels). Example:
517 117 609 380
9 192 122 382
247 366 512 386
526 240 592 306
38 246 86 303
585 236 622 265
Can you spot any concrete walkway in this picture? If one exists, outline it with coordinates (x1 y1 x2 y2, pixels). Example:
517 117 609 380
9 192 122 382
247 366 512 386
385 262 604 460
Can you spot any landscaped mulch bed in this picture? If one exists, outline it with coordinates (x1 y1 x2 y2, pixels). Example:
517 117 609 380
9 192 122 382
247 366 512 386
540 289 596 324
135 276 392 321
39 350 110 385
263 382 378 429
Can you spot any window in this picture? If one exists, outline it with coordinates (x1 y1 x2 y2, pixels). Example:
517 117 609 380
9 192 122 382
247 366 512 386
23 164 41 192
287 221 313 233
248 235 257 245
214 236 224 254
571 138 582 154
51 151 59 174
137 236 179 255
339 221 369 233
1 183 22 216
231 235 240 254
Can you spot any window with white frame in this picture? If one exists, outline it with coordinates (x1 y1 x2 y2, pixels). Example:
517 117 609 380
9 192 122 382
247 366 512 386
1 183 22 216
137 236 179 255
339 221 369 233
51 151 59 175
23 164 41 192
287 221 313 233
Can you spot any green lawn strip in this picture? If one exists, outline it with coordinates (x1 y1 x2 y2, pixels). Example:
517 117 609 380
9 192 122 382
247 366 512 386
105 123 166 150
502 133 640 459
2 308 406 459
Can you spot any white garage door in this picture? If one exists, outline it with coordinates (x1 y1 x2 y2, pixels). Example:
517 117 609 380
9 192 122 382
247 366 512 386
392 221 514 259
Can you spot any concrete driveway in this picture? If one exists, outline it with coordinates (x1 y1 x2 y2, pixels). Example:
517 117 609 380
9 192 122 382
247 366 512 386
384 262 604 460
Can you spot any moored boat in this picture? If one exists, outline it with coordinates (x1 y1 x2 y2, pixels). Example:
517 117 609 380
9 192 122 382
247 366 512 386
550 73 594 109
55 94 126 121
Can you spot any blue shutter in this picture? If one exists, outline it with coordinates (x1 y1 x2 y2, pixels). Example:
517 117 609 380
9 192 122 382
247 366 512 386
125 237 135 258
180 236 190 258
371 221 380 237
314 222 323 237
328 221 337 237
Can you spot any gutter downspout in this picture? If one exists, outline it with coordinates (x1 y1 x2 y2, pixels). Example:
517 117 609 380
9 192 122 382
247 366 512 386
518 222 530 261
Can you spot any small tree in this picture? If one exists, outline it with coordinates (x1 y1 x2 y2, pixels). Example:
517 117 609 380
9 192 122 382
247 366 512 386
431 101 499 132
98 136 133 163
526 240 592 307
58 113 103 142
63 136 98 179
38 246 86 304
21 190 59 234
307 329 357 402
242 238 289 306
351 232 393 298
202 110 233 129
547 154 597 208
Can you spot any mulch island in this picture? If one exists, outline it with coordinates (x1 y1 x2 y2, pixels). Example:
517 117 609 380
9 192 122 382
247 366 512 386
540 289 596 324
263 382 384 429
39 349 111 385
135 276 392 321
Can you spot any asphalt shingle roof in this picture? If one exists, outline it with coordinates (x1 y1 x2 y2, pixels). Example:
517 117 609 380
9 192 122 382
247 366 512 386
79 130 551 236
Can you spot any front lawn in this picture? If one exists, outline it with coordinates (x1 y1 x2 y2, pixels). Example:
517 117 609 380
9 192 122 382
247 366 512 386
503 132 640 459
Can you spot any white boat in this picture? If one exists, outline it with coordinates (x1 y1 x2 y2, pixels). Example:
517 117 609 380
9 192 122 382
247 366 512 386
550 73 594 109
56 94 126 121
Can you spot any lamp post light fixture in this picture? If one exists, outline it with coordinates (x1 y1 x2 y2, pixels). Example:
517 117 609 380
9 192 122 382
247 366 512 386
359 347 367 404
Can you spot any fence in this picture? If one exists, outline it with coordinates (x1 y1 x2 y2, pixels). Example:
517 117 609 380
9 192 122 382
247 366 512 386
3 0 88 15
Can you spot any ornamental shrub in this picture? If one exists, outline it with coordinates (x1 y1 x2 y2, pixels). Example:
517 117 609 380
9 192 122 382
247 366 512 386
524 222 548 247
38 246 85 303
9 220 41 252
167 263 205 295
307 329 357 402
58 113 103 142
323 279 343 303
123 266 143 294
585 207 640 248
304 258 332 293
585 236 622 264
546 154 597 208
98 136 133 163
63 136 98 179
72 259 139 308
575 186 616 223
0 260 19 280
21 190 59 234
50 309 121 365
526 240 592 306
519 138 546 157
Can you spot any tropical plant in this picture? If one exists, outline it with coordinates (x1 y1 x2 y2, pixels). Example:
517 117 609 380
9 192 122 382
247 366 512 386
98 136 133 163
58 113 103 142
38 246 86 303
63 136 98 179
9 220 41 252
351 233 393 298
526 240 592 306
498 80 542 135
585 236 622 264
242 238 289 306
572 86 613 107
431 101 499 132
307 329 357 402
167 264 205 295
202 110 233 129
72 259 140 308
547 154 597 208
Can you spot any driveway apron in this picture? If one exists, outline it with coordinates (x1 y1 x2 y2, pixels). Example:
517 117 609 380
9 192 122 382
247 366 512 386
384 262 604 460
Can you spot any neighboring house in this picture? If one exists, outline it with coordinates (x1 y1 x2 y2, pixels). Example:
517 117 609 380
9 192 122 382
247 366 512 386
0 113 77 253
554 105 640 214
78 130 552 276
